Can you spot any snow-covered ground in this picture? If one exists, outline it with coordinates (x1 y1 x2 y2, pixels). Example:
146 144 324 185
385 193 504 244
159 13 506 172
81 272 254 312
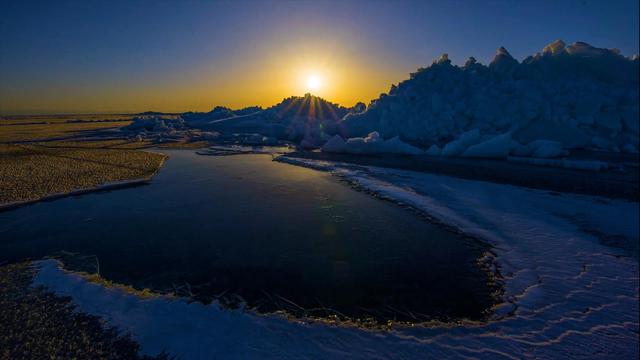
33 157 638 359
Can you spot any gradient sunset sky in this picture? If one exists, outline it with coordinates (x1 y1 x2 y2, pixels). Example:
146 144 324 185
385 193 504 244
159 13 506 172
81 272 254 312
1 0 638 115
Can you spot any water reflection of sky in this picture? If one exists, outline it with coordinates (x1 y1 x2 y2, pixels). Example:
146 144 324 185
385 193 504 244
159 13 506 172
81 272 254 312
0 150 494 323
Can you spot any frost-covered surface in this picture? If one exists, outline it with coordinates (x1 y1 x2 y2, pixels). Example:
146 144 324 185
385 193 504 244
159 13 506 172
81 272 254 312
341 41 639 153
33 156 639 359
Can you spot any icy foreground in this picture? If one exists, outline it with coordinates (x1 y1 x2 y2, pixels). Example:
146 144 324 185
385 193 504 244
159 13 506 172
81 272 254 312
33 159 638 359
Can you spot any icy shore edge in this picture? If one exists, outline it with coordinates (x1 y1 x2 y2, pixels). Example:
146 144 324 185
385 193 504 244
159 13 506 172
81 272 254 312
31 156 639 359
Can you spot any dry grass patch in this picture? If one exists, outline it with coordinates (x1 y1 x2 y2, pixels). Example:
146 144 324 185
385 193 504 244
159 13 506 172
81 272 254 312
0 143 165 206
1 114 139 124
43 139 155 149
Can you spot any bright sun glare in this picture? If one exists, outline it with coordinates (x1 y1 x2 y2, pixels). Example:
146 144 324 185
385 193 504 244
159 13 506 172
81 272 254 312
306 74 322 92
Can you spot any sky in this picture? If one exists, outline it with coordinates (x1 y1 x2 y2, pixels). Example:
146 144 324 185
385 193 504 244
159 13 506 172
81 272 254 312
1 0 638 115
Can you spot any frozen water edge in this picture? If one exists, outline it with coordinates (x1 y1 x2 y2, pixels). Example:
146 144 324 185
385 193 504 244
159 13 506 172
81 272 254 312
32 156 639 359
275 157 639 355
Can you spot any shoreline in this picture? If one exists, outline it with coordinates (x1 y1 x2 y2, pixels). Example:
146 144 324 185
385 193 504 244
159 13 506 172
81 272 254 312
25 154 638 358
282 151 639 201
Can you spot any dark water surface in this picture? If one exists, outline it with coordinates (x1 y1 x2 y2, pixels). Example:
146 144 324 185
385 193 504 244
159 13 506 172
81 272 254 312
0 150 494 322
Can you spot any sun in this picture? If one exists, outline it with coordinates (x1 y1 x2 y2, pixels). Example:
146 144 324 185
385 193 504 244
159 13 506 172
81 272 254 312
305 74 322 92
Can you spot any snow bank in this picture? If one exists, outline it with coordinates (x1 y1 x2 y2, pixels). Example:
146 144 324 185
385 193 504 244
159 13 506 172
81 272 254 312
340 40 639 153
430 131 569 159
321 132 424 155
435 131 525 159
321 135 347 153
442 129 481 156
461 132 512 158
123 116 185 133
426 144 441 156
511 140 567 158
382 136 424 155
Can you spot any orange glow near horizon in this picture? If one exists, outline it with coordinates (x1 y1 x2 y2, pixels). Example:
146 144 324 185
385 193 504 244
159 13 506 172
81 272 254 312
1 39 405 115
3 1 638 116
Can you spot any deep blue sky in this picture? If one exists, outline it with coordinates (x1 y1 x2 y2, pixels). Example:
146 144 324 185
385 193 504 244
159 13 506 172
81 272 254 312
1 0 638 114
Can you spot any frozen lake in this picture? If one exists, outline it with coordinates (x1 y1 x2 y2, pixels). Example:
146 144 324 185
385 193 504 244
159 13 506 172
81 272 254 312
0 150 494 323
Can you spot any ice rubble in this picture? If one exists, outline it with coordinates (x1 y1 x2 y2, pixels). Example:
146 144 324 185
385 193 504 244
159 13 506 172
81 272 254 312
184 94 354 146
461 132 511 158
123 116 186 132
441 129 482 156
33 159 639 358
340 40 639 154
320 129 561 159
321 132 423 155
511 139 566 158
120 116 216 144
182 41 638 160
321 130 569 160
